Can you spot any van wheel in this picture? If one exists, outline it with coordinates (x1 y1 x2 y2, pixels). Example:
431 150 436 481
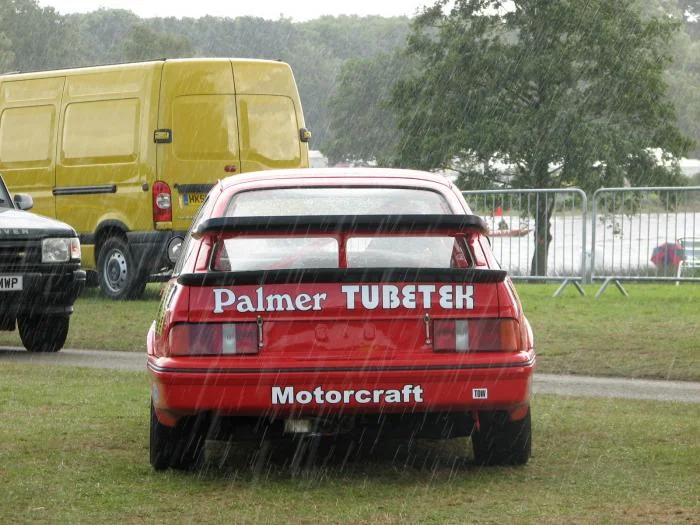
97 236 146 300
18 315 69 352
472 408 532 466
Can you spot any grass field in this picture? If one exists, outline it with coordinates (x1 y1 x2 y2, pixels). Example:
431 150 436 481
0 283 698 380
0 364 698 524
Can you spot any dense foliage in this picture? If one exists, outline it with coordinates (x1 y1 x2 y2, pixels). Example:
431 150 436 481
386 0 694 274
393 0 692 184
1 0 699 164
323 51 414 165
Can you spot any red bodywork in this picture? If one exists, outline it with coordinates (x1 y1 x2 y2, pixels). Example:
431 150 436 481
147 169 535 431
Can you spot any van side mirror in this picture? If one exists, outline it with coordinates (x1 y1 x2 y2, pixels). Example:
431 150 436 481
299 128 312 143
14 193 33 211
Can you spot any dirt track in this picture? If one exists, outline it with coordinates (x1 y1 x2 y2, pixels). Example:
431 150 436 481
1 346 699 403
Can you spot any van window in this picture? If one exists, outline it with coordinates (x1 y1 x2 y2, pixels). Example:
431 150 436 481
239 95 300 166
173 95 238 160
61 99 139 164
0 106 54 165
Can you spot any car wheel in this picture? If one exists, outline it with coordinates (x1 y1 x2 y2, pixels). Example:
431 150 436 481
97 236 146 300
18 315 69 353
472 408 532 466
150 402 208 471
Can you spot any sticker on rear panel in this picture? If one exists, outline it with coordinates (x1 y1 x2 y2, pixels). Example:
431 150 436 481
272 385 424 405
472 388 488 400
213 284 474 313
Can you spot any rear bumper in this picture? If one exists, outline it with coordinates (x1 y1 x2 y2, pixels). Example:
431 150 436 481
147 354 535 418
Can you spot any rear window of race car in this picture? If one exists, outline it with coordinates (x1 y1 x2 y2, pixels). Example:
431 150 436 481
212 186 473 270
225 187 452 216
211 235 474 271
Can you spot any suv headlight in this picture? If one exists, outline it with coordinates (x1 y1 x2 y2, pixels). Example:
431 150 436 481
42 238 81 263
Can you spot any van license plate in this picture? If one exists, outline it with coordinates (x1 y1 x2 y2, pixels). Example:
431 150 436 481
0 275 23 291
182 192 207 206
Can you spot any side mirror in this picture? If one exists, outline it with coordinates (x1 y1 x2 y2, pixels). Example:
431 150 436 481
13 193 33 211
299 128 312 143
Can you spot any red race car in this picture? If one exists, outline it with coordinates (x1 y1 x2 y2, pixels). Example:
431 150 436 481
147 168 535 470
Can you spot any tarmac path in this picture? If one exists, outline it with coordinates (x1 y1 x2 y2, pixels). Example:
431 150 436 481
1 346 699 403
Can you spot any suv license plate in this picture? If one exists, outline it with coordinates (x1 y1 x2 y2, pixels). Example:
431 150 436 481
182 192 207 206
0 275 23 291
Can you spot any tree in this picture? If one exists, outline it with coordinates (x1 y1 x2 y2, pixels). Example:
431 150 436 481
0 31 13 72
324 52 413 164
0 0 76 71
667 32 700 157
392 0 693 275
66 9 140 66
294 15 411 148
121 23 192 61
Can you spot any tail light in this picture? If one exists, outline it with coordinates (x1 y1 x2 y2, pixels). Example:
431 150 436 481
169 323 258 356
152 180 172 223
433 319 521 352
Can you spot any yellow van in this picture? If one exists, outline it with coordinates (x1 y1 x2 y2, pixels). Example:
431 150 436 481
0 58 311 298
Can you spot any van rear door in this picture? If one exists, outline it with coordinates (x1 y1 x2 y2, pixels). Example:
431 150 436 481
231 61 308 174
157 60 240 231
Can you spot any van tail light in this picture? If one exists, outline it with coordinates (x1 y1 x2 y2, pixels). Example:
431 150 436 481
433 319 520 352
152 180 172 223
169 323 259 356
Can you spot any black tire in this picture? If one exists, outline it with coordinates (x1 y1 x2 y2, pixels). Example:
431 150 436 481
150 402 208 471
18 315 69 353
97 236 147 300
472 408 532 466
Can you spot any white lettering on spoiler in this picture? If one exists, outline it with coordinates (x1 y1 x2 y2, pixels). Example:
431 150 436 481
341 284 474 310
272 385 424 405
213 285 474 313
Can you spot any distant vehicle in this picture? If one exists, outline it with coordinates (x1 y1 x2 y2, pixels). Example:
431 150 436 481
490 227 531 238
0 58 311 299
147 167 535 471
0 174 85 352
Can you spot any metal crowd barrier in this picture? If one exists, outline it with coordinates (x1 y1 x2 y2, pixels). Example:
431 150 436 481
590 186 700 295
462 188 588 295
462 185 700 296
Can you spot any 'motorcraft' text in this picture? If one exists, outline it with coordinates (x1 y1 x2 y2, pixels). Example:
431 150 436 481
271 385 424 405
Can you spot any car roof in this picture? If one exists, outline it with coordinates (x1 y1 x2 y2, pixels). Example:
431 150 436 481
219 167 454 190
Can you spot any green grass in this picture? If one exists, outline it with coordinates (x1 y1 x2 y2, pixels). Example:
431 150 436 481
520 283 700 380
0 364 698 524
0 283 698 380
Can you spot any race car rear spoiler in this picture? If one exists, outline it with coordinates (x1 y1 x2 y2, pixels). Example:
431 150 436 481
182 214 503 286
178 267 507 287
193 214 489 238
